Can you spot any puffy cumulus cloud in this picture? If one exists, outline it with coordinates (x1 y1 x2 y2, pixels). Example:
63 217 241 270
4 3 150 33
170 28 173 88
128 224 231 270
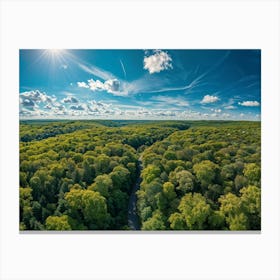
88 79 121 94
88 79 105 91
20 95 116 118
105 79 121 94
118 109 176 119
20 107 48 117
89 100 110 109
21 98 36 108
68 101 114 116
20 108 34 116
154 110 176 117
51 105 67 115
19 89 78 119
20 90 56 112
222 113 230 118
70 104 85 111
200 95 220 104
44 104 52 110
20 90 55 104
77 82 89 88
86 100 111 115
62 96 79 103
238 101 260 107
211 108 222 113
143 50 173 74
80 78 126 96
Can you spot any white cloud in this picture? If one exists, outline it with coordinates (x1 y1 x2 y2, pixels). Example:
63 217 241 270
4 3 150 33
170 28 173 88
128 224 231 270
224 105 236 110
222 113 230 118
120 59 126 78
211 108 222 113
21 98 36 108
20 90 55 104
87 79 104 91
104 79 121 94
77 62 115 81
62 96 79 103
143 50 173 74
81 78 127 96
238 101 260 107
44 104 52 110
77 82 89 88
200 95 220 104
20 90 56 111
70 104 85 111
151 95 189 107
87 100 112 114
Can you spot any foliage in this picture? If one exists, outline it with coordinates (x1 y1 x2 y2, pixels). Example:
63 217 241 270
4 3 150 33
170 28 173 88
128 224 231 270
19 120 261 230
19 120 180 230
137 122 261 230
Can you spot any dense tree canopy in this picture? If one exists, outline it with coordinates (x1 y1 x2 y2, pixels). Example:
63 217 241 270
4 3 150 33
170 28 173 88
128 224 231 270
137 122 261 230
19 120 182 230
20 120 261 230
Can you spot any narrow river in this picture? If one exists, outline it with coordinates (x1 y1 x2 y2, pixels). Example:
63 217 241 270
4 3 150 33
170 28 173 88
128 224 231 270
127 157 142 230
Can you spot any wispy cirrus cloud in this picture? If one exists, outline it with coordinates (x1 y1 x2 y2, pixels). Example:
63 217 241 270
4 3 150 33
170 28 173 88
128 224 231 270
75 50 230 97
151 95 189 107
120 59 127 79
77 61 115 81
224 105 236 110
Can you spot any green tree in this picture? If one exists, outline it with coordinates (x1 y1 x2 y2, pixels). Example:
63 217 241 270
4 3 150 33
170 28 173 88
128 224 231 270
243 163 261 186
95 154 111 175
82 159 95 184
193 160 218 189
65 189 109 229
45 215 71 230
218 192 248 230
140 206 153 222
178 193 211 230
142 211 166 230
240 185 261 229
141 165 161 184
234 175 247 192
173 170 194 193
169 212 186 230
110 166 131 191
89 174 113 197
162 182 176 201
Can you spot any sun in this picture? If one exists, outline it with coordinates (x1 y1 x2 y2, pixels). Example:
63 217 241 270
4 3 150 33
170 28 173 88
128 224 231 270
47 49 64 55
39 49 69 69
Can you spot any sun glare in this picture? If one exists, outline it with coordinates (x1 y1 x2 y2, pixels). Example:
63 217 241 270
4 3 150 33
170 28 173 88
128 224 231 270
47 49 63 54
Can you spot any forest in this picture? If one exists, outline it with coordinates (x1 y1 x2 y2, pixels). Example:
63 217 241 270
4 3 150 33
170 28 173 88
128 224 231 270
19 120 261 231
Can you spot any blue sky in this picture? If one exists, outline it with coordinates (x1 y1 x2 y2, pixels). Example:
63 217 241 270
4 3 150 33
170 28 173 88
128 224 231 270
19 49 261 120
